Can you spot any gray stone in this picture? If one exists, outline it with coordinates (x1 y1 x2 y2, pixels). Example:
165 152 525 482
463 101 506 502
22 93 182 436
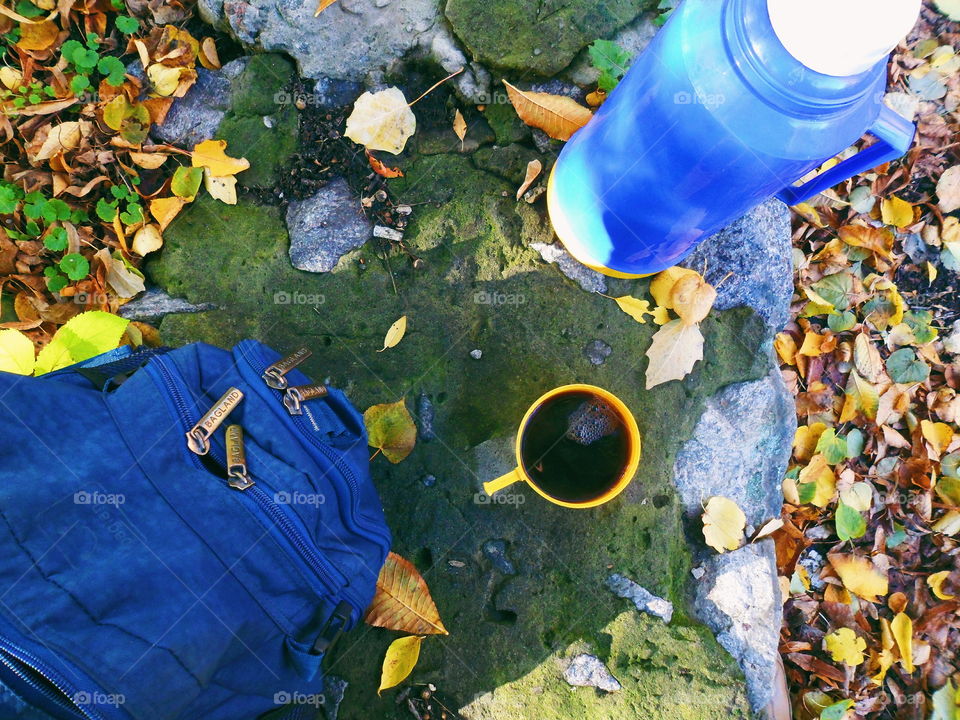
202 0 440 83
530 241 607 294
563 654 622 693
673 371 794 528
693 541 782 711
583 339 612 366
421 474 436 487
311 76 363 108
151 58 249 146
605 573 673 623
118 288 216 321
482 539 516 575
565 14 658 86
683 199 793 336
286 179 372 273
417 392 436 441
320 674 347 720
429 27 492 104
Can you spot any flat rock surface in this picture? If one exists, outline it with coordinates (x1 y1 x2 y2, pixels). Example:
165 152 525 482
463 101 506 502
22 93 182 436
286 178 372 273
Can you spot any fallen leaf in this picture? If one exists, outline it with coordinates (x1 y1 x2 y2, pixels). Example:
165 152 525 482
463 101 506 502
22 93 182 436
171 166 203 201
927 571 956 600
203 168 237 205
824 628 867 666
0 66 22 90
839 482 872 512
797 454 837 508
644 319 704 389
364 400 417 463
649 266 699 308
132 224 163 256
97 249 145 300
754 518 785 540
853 333 884 383
378 315 407 352
830 553 888 602
365 552 447 634
191 139 250 177
936 165 960 213
150 196 186 230
366 151 403 178
129 152 169 170
611 295 652 323
838 225 895 259
0 329 36 375
502 80 592 141
315 0 339 15
198 37 221 70
146 63 182 97
34 311 130 375
702 496 746 553
345 87 417 155
921 419 954 458
30 121 89 164
891 612 914 672
774 332 798 366
378 635 423 695
16 20 58 51
881 195 914 228
839 370 878 423
516 159 542 200
453 109 467 150
669 272 716 325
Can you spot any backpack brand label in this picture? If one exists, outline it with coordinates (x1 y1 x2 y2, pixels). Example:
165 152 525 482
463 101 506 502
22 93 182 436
225 424 254 490
186 388 244 455
283 383 328 415
262 347 312 389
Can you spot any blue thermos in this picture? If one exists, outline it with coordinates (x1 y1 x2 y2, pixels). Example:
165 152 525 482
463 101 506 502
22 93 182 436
547 0 920 277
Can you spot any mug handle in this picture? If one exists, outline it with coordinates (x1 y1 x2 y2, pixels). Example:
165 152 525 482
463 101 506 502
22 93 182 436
483 468 523 496
775 105 915 206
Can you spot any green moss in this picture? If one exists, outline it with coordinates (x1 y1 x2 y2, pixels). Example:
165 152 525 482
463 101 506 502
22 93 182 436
482 92 532 145
444 0 656 75
148 151 766 719
473 143 546 186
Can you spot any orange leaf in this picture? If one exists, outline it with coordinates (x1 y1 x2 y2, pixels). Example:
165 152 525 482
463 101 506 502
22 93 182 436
366 151 404 178
364 552 448 635
838 225 894 259
503 80 592 141
16 20 59 51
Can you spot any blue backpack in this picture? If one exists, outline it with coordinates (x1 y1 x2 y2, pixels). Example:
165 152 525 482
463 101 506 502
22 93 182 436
0 340 391 720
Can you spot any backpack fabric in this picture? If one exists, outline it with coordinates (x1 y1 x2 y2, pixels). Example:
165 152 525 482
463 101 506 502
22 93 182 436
0 340 391 720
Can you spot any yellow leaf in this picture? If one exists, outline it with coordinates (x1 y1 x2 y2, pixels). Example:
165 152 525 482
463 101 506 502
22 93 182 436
644 319 704 389
792 202 824 227
612 295 652 323
921 419 954 458
881 195 915 228
927 571 956 600
203 168 237 205
840 482 873 513
198 37 221 70
669 272 716 325
891 612 914 672
364 400 417 464
378 635 423 695
129 151 169 170
650 306 670 325
453 108 466 150
753 518 784 540
16 19 58 51
146 63 182 97
314 0 338 15
831 553 888 602
516 159 542 201
933 510 960 536
824 628 867 666
502 80 592 141
365 552 447 634
345 87 416 155
701 496 746 553
0 329 36 376
798 331 825 357
132 223 163 256
0 66 22 90
854 333 885 383
798 454 836 508
927 261 938 284
191 139 250 177
775 332 798 366
782 477 800 505
840 370 878 423
793 422 827 462
30 121 89 163
149 196 186 231
870 647 895 685
839 224 895 259
649 266 699 308
378 315 407 352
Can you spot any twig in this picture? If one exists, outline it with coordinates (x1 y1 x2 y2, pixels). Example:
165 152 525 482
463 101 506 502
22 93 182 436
408 68 465 107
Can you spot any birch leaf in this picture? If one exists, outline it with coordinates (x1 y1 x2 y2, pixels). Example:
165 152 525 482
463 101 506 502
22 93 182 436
927 571 956 600
345 88 416 155
502 80 592 141
610 295 652 323
0 329 36 376
378 636 423 695
191 139 250 176
379 315 407 352
830 553 888 602
516 159 542 200
891 612 914 672
364 400 417 464
702 496 746 553
453 109 466 150
203 168 237 205
644 319 703 389
649 266 699 308
881 195 914 228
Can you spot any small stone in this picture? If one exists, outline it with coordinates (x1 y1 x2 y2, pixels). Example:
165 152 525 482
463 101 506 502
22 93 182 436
469 349 482 360
691 566 706 580
563 654 621 693
422 475 437 488
396 205 413 216
286 178 372 273
447 559 466 568
605 573 673 623
320 674 347 720
530 241 607 294
481 539 516 575
583 339 612 366
417 393 436 441
373 225 404 242
262 115 274 128
118 288 216 321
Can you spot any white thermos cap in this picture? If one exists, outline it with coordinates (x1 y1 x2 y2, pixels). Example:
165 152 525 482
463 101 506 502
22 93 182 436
767 0 922 76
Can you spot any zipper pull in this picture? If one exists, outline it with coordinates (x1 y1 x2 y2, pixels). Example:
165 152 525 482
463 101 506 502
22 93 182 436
312 600 352 655
283 383 328 415
224 424 255 491
262 347 312 389
186 387 244 455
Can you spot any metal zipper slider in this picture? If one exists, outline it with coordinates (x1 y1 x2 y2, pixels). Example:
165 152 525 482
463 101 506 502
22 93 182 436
262 347 312 389
186 387 244 455
224 424 255 491
283 383 328 415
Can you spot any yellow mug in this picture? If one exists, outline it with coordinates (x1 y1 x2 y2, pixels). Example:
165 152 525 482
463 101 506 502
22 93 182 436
482 384 641 509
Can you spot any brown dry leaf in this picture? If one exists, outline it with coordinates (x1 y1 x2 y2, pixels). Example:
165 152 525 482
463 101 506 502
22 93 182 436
198 37 221 70
937 165 960 213
516 159 542 200
838 224 895 259
502 80 592 141
854 332 885 383
29 121 89 164
129 151 169 169
16 19 59 51
314 0 339 15
364 552 448 635
453 109 466 150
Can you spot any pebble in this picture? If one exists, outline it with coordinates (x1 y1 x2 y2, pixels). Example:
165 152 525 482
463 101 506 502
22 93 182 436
373 225 404 242
422 475 437 488
583 339 612 366
417 393 436 441
563 654 621 692
470 349 482 360
605 573 674 623
481 539 516 575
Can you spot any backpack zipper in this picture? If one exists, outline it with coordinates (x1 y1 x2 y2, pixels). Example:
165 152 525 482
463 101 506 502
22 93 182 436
262 348 312 389
150 358 354 608
0 638 111 720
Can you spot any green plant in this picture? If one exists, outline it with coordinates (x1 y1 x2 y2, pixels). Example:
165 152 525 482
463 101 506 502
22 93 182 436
587 40 631 92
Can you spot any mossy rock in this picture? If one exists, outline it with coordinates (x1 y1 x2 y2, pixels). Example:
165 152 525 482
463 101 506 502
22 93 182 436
147 151 765 719
445 0 656 75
